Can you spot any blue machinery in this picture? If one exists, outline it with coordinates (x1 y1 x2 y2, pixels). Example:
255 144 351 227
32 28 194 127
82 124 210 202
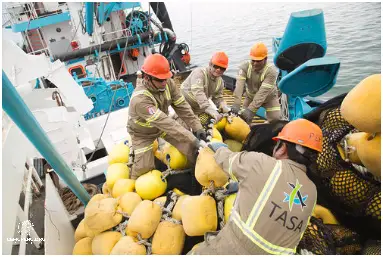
2 71 91 205
268 9 340 120
72 75 135 120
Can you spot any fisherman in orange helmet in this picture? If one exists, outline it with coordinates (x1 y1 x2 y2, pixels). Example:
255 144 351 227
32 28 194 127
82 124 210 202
127 54 205 179
191 119 322 255
232 43 281 124
181 52 230 122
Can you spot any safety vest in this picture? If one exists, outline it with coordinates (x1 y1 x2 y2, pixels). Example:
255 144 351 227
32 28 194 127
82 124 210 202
130 85 184 154
183 67 222 102
228 157 297 255
238 62 274 98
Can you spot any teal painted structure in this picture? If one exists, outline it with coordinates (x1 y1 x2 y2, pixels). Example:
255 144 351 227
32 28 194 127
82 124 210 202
271 9 341 120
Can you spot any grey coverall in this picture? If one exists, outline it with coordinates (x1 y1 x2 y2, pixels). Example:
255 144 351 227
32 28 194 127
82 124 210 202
234 61 281 122
127 78 203 179
190 148 317 255
181 67 227 116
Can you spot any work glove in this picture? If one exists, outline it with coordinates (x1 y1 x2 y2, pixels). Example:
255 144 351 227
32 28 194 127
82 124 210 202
219 104 231 114
206 109 223 122
208 142 228 153
231 104 241 115
195 129 207 141
240 108 255 124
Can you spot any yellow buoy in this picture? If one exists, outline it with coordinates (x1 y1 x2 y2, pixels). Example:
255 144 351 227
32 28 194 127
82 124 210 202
224 116 250 143
74 219 96 242
73 237 93 255
214 117 227 131
106 163 130 189
112 179 135 198
195 147 229 187
163 143 190 170
108 142 130 164
118 192 142 216
224 193 237 223
110 236 146 255
102 183 110 196
126 200 162 239
224 139 243 152
173 188 185 196
357 133 381 177
135 170 167 200
91 231 122 255
312 205 339 225
153 196 167 206
340 74 381 133
84 198 123 234
88 193 109 205
211 127 223 142
181 195 217 236
172 195 190 221
152 221 185 255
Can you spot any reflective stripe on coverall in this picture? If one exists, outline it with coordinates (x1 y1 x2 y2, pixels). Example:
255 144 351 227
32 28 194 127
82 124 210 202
181 67 226 115
233 61 281 121
127 78 203 179
190 148 317 255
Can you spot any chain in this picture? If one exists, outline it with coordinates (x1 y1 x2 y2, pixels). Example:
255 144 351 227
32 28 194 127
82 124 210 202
137 233 152 255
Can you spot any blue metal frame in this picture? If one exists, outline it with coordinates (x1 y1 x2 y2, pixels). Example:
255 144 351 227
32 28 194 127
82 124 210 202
85 2 94 36
12 12 71 32
2 71 91 205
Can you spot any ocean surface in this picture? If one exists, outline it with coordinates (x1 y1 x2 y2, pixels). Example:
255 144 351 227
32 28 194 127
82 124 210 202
165 2 381 101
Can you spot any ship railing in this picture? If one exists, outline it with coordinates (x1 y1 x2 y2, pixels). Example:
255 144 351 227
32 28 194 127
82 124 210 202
29 48 50 56
102 27 133 42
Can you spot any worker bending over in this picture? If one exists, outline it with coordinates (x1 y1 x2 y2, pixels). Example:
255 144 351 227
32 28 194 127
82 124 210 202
232 43 281 124
181 52 230 122
127 54 206 179
190 119 322 255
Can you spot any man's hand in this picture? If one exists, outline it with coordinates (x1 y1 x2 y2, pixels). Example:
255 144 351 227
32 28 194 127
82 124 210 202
240 108 255 124
195 129 207 141
219 104 231 114
208 142 228 152
231 104 241 115
206 109 223 123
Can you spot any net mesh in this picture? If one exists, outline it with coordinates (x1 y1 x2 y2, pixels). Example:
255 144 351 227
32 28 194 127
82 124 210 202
362 240 381 255
297 217 335 255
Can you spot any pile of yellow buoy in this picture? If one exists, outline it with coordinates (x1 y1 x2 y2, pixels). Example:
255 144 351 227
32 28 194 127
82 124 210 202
72 115 251 255
339 74 381 178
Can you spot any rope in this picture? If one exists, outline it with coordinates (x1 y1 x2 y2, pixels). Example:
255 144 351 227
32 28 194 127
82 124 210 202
201 181 216 196
59 183 99 214
137 233 152 255
160 191 180 224
161 168 192 180
214 189 227 229
280 93 290 121
115 220 129 236
116 210 130 219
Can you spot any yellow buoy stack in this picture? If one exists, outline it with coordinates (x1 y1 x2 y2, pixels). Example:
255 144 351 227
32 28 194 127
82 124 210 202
195 147 229 187
341 74 381 134
340 74 381 178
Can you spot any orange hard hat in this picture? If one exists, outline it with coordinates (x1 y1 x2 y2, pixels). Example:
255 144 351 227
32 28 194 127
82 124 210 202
250 42 268 61
141 54 172 79
211 52 229 68
273 118 323 152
